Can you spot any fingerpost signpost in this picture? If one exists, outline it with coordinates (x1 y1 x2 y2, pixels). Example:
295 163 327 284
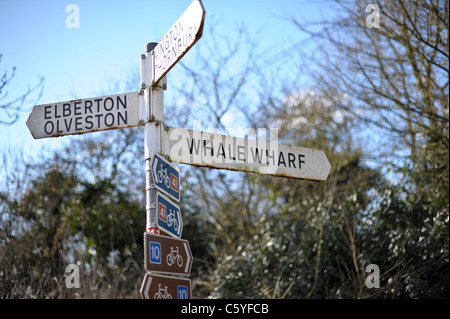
26 0 330 299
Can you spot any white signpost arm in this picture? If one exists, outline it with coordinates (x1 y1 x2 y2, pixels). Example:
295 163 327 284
143 42 166 232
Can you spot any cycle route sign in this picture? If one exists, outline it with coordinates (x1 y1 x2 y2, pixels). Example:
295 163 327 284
156 192 183 238
140 272 191 299
151 152 180 202
144 233 193 276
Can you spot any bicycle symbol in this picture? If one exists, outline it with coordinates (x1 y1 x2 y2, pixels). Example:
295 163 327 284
166 246 183 267
166 209 179 233
157 164 171 189
154 283 172 299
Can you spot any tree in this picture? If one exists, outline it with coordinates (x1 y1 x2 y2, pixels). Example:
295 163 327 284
283 0 449 298
0 54 44 125
209 79 388 298
205 0 449 298
291 0 449 201
0 111 147 298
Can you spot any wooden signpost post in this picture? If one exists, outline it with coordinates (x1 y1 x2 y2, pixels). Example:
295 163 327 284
26 0 331 299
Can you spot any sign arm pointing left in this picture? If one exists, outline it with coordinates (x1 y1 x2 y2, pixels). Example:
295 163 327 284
26 91 145 139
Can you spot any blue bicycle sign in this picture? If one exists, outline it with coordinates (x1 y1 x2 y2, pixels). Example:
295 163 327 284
151 152 180 202
156 192 183 238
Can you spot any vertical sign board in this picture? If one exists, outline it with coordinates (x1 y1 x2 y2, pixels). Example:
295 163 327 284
140 273 191 299
156 192 183 238
26 92 142 139
144 233 193 276
151 152 181 202
152 0 205 84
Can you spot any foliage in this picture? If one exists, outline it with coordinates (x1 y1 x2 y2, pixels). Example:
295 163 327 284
0 131 145 298
1 0 448 299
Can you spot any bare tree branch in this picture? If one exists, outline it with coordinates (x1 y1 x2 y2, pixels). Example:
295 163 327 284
0 54 44 125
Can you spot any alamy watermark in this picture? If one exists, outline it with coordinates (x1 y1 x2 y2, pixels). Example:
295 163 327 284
65 4 80 29
65 263 80 288
365 264 380 289
365 4 380 29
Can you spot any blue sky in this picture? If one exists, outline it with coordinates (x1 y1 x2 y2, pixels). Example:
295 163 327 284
0 0 333 155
